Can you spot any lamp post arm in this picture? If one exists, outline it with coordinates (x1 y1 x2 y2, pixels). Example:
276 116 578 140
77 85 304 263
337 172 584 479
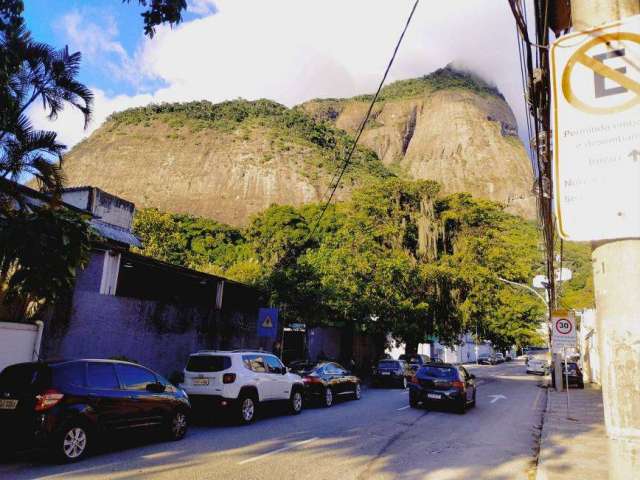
497 277 549 308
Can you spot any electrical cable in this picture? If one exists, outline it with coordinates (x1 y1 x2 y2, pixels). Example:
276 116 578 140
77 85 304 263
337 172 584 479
306 0 420 243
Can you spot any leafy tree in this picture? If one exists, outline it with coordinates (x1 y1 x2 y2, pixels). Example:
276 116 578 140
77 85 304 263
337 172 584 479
0 0 92 209
0 206 92 322
124 0 188 37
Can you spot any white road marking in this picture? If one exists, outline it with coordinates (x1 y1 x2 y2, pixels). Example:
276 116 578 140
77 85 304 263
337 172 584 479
489 394 507 404
396 405 411 411
238 437 318 465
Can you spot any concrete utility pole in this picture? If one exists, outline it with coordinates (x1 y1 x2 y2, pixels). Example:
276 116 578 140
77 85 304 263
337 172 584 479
569 1 640 478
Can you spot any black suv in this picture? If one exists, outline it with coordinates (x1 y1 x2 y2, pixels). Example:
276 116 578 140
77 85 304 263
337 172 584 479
0 359 190 462
408 363 476 413
372 359 412 389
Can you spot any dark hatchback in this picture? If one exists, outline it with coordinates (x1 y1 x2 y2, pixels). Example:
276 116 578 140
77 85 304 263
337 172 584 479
551 361 585 389
0 359 190 462
372 359 412 389
408 363 476 413
297 362 361 407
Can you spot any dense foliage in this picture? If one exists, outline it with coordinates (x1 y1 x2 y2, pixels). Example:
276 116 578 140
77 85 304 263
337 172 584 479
108 99 391 181
130 179 593 351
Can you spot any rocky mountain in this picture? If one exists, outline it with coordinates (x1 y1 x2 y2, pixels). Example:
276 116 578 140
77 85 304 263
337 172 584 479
299 67 536 219
59 67 536 225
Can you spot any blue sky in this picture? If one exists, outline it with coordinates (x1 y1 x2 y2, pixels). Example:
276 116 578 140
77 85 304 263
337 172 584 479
23 1 531 150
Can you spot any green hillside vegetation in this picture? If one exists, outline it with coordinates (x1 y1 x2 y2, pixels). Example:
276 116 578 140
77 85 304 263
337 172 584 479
107 99 391 181
131 179 594 351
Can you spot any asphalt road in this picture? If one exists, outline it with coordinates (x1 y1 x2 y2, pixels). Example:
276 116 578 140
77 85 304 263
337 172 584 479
0 360 546 480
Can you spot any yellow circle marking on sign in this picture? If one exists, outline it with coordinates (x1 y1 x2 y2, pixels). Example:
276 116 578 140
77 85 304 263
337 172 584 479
562 32 640 114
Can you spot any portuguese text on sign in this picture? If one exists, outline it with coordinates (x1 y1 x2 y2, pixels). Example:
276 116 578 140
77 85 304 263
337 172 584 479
551 309 577 352
550 15 640 241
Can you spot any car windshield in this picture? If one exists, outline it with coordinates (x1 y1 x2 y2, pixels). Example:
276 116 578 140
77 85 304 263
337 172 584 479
0 363 50 393
186 355 231 372
378 360 399 369
419 366 457 379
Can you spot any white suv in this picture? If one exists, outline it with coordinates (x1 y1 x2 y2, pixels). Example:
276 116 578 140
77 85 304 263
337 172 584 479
180 350 304 424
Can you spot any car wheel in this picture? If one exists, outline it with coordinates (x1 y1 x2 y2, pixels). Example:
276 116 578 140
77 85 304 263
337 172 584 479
289 389 303 414
353 383 362 400
323 387 333 408
55 423 89 463
409 392 420 408
167 410 188 440
238 394 257 424
400 377 408 389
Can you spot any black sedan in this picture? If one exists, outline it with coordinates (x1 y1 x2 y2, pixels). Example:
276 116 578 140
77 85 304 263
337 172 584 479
408 363 476 414
0 359 190 462
372 359 412 389
297 362 361 407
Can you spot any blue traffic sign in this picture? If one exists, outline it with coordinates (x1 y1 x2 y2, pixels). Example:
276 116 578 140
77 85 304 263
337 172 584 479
257 308 279 338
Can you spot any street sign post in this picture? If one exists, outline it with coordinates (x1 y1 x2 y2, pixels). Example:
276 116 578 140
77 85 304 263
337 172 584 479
550 14 640 241
551 309 577 353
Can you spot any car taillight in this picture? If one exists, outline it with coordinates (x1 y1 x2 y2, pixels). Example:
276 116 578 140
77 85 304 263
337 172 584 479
409 375 419 385
303 376 323 384
222 373 236 384
452 380 465 390
34 389 64 412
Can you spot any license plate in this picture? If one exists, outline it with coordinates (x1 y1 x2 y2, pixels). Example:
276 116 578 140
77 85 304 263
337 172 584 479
427 393 442 400
381 372 390 376
0 399 18 410
193 378 209 386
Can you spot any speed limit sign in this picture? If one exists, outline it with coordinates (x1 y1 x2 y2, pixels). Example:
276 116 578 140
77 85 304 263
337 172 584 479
551 309 577 352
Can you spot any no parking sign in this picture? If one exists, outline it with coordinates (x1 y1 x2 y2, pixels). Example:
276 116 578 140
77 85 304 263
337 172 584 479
551 309 577 352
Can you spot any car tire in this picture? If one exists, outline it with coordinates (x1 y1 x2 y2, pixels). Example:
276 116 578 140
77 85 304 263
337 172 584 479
237 393 257 424
353 383 362 400
53 422 90 463
166 410 188 441
289 389 303 414
322 387 334 408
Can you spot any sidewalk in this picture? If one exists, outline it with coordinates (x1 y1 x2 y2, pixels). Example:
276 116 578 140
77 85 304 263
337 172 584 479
536 384 610 480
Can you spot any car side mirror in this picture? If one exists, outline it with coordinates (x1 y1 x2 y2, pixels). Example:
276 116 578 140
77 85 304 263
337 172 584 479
146 382 165 393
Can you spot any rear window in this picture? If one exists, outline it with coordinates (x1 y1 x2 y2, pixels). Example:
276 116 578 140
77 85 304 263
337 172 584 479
0 364 50 393
187 355 231 372
419 366 458 379
378 360 400 369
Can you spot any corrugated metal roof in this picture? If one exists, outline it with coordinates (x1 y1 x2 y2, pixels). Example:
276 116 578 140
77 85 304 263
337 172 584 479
91 220 142 248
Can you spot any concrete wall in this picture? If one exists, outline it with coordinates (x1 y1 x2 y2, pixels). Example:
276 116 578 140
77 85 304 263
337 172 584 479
0 321 43 372
579 309 600 385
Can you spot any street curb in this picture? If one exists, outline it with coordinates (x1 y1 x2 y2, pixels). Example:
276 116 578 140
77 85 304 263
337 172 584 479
535 385 552 480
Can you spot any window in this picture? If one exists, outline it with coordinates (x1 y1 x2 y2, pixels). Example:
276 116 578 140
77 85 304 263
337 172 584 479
87 363 119 389
115 364 157 391
53 362 86 388
186 355 231 372
242 355 267 373
378 360 399 369
264 356 285 374
419 366 457 379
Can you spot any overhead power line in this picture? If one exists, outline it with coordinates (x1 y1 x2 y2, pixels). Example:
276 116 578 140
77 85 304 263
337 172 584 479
306 0 421 242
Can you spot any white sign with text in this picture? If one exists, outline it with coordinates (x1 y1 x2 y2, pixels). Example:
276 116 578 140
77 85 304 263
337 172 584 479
551 310 577 352
550 15 640 241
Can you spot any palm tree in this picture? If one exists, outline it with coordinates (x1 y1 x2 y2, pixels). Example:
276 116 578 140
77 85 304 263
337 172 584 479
0 7 93 210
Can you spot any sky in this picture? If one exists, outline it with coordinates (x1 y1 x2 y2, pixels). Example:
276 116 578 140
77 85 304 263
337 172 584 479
23 0 533 151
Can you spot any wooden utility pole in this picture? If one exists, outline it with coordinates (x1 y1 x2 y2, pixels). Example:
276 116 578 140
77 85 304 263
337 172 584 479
568 1 640 478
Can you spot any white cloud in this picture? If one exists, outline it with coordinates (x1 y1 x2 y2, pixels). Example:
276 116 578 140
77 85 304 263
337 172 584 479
38 0 532 151
188 0 218 16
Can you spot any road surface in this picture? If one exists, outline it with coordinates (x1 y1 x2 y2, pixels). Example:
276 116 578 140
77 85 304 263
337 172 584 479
0 360 546 480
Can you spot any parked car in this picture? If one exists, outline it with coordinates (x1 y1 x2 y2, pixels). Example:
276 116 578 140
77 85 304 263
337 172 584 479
180 350 305 424
372 359 412 389
551 361 585 389
494 353 505 363
477 354 492 365
0 359 190 463
295 362 361 407
399 354 431 373
408 363 476 413
526 357 550 375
